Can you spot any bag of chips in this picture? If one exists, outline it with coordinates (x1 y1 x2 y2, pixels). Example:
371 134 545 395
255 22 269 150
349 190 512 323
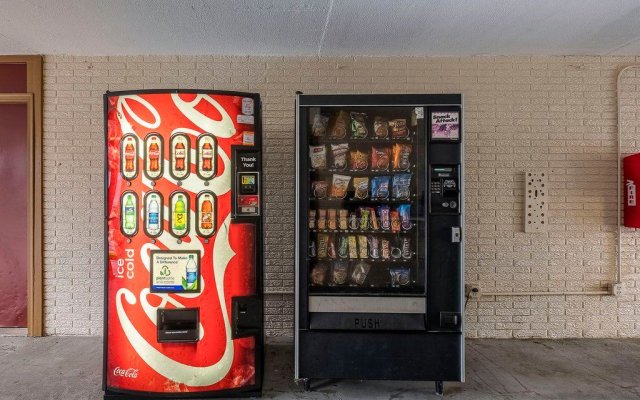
311 180 329 199
371 176 390 200
351 261 371 285
350 150 368 171
389 119 409 139
329 110 349 139
330 143 349 170
331 262 349 285
328 209 337 230
392 173 411 200
381 239 391 259
311 263 328 285
389 266 411 287
371 146 391 171
309 145 327 169
308 209 316 229
353 177 369 199
331 174 351 199
350 112 368 138
392 143 412 171
312 113 329 137
397 204 412 230
374 116 389 138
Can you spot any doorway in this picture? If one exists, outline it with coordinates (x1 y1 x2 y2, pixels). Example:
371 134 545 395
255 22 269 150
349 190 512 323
0 56 42 336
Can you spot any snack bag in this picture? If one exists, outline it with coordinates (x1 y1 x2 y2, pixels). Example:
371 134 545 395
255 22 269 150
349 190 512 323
374 116 389 138
359 207 370 231
371 146 391 171
389 266 411 287
348 235 358 258
309 145 327 169
331 174 351 199
350 112 368 138
371 176 390 200
390 210 401 233
377 205 391 230
308 209 316 229
328 209 337 230
367 235 380 258
357 235 368 259
311 263 328 285
331 143 349 170
317 233 329 258
369 207 380 230
392 143 412 171
353 177 369 200
397 204 412 230
392 173 411 200
311 180 329 199
337 235 349 258
327 235 337 259
329 110 349 139
338 209 349 230
389 118 409 139
331 262 349 285
349 150 368 171
351 261 371 285
317 209 327 230
312 113 329 137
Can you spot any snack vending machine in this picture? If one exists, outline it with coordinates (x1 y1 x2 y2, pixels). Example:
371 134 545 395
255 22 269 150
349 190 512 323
103 90 263 398
295 94 463 395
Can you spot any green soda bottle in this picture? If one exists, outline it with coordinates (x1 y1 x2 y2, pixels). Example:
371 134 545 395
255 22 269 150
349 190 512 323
173 195 186 231
124 194 136 231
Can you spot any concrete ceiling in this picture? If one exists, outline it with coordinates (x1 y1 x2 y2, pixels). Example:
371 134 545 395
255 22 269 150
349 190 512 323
2 0 640 56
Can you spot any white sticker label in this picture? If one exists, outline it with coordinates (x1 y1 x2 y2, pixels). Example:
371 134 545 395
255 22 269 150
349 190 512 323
415 107 424 119
243 131 255 146
237 114 254 125
242 97 254 115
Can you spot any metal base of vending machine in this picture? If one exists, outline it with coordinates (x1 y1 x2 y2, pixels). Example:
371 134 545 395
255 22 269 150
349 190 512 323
295 93 464 392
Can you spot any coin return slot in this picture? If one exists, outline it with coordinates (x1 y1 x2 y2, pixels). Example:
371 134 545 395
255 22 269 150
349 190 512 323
157 308 199 343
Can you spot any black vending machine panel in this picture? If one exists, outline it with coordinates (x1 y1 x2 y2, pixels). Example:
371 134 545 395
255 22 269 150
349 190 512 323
295 94 464 395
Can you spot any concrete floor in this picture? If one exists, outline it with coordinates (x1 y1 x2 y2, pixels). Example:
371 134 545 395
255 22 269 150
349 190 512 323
0 337 639 399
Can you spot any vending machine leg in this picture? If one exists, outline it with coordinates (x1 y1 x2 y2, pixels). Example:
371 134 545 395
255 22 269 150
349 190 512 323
435 381 444 396
296 378 311 392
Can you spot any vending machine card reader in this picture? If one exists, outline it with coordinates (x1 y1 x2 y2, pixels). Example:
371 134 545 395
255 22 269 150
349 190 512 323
429 165 460 215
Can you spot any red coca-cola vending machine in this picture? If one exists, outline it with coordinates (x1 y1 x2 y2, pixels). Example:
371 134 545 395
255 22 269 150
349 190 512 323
103 90 263 398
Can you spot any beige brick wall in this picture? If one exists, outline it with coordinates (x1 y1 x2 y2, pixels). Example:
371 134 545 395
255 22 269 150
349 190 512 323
43 55 640 337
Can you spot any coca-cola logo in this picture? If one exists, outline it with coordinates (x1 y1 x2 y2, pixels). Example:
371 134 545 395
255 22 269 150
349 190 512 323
113 367 139 379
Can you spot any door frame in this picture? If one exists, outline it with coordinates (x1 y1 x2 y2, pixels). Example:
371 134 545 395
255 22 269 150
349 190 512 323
0 55 43 336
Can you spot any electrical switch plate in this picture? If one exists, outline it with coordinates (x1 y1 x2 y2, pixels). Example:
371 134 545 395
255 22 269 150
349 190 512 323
525 171 548 233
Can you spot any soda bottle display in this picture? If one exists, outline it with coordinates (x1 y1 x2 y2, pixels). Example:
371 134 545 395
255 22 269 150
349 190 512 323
201 142 213 171
148 141 160 172
147 197 160 236
124 143 135 172
200 197 213 230
175 142 186 171
185 254 197 289
124 194 136 233
173 194 187 232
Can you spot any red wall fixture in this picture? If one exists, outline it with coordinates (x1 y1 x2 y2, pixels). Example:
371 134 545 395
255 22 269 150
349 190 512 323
624 153 640 228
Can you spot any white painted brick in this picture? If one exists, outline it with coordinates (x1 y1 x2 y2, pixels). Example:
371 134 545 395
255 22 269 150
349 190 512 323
41 55 640 338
